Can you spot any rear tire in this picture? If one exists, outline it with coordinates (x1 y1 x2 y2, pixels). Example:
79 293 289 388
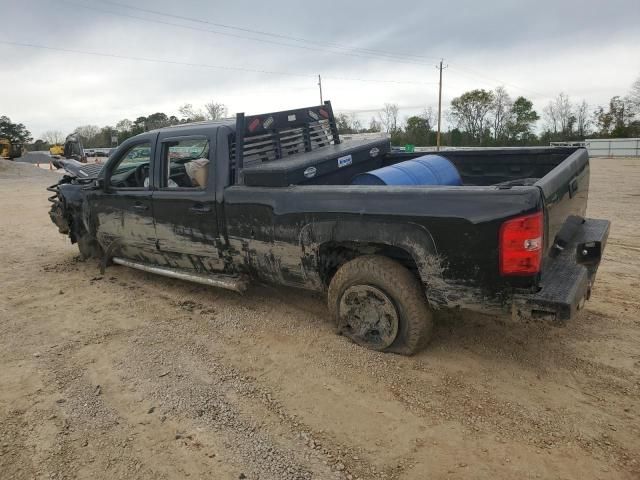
327 255 433 355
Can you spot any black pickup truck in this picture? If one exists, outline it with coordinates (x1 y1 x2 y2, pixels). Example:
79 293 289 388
48 102 610 354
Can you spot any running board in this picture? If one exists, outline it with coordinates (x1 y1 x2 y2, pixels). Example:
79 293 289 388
111 257 249 293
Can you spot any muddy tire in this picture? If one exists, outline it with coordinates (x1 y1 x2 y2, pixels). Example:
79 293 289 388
77 234 102 260
327 255 433 355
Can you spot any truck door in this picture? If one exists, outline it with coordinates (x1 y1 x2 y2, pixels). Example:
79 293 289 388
151 132 225 272
89 134 158 261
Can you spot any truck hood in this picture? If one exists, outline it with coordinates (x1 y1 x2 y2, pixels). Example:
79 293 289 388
55 158 104 179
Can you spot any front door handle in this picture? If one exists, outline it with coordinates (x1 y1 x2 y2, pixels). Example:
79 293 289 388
189 203 211 214
133 203 148 211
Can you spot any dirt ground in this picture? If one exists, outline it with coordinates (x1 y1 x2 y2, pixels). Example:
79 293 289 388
0 157 638 480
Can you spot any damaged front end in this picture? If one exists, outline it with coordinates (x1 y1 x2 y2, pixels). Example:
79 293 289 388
46 161 102 244
47 184 70 235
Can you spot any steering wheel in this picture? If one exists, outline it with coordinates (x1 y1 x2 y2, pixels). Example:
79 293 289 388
133 164 149 187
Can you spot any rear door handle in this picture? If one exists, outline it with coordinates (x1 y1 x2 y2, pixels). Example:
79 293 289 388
189 204 211 214
133 203 148 211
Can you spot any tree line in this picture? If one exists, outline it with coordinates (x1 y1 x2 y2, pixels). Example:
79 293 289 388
26 101 228 151
336 76 640 147
3 76 640 151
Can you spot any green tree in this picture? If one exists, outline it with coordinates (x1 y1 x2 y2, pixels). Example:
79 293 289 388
132 116 148 135
593 96 636 137
0 116 32 143
30 139 49 152
404 115 431 146
336 113 352 133
507 96 539 142
449 89 495 145
145 113 171 130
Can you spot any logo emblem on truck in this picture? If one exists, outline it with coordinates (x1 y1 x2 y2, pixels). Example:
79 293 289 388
338 155 353 168
303 167 317 178
369 147 380 158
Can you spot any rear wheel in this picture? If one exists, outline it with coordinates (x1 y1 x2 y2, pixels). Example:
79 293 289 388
327 255 433 355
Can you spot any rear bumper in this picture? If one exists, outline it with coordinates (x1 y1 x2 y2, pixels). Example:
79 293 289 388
513 217 610 322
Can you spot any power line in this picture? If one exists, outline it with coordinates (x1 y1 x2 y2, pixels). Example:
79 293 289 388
91 0 545 98
52 1 545 100
0 39 435 85
447 65 546 97
98 0 441 63
57 0 438 68
337 105 429 114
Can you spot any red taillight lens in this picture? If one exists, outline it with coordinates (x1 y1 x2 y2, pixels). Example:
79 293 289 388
499 211 543 276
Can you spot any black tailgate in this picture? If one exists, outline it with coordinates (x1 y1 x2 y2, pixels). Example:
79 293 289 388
535 148 590 253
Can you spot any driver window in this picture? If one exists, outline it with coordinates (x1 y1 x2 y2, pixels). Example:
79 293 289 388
109 142 151 188
161 138 210 189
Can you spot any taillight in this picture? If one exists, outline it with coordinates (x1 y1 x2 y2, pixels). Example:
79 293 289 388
499 211 543 276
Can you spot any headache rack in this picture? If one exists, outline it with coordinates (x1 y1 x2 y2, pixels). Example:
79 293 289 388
233 101 340 184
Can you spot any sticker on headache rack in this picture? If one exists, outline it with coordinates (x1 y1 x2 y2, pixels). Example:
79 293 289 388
337 155 353 168
262 116 274 129
319 109 329 119
308 110 319 121
288 114 297 122
369 147 380 158
248 118 261 132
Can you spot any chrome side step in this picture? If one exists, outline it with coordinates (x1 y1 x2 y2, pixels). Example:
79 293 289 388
111 257 249 293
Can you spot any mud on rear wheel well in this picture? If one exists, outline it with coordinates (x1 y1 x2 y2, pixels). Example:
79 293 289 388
318 242 421 287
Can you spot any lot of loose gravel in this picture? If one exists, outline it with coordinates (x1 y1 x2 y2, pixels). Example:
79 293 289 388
1 157 638 479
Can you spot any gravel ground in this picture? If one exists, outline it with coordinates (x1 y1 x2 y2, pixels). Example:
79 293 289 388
0 158 638 479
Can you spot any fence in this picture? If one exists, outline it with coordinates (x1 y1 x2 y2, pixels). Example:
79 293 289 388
551 138 640 157
584 138 640 157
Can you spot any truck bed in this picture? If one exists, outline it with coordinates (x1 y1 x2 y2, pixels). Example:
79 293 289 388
243 142 583 189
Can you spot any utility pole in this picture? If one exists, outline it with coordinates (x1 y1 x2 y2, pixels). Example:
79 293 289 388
436 59 447 151
318 74 323 104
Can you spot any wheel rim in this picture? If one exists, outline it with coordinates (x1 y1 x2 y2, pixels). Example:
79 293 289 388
338 285 399 350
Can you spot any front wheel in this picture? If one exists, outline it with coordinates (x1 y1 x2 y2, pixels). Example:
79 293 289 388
76 233 102 260
327 255 433 355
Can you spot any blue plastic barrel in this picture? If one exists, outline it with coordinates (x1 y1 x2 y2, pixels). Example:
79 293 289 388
351 154 462 186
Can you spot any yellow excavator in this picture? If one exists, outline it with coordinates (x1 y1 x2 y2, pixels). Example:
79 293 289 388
0 139 23 159
49 144 64 156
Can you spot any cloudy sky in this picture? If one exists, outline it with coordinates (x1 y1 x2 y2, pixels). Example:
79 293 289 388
1 0 639 138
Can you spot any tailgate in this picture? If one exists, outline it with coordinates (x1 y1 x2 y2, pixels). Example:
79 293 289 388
514 216 610 321
535 148 590 252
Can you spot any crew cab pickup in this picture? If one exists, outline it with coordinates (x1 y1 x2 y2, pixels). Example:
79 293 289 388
48 102 610 354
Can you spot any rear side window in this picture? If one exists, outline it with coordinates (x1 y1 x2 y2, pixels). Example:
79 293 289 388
161 138 210 189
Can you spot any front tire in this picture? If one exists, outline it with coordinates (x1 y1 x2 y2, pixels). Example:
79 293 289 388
327 255 433 355
76 233 102 260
